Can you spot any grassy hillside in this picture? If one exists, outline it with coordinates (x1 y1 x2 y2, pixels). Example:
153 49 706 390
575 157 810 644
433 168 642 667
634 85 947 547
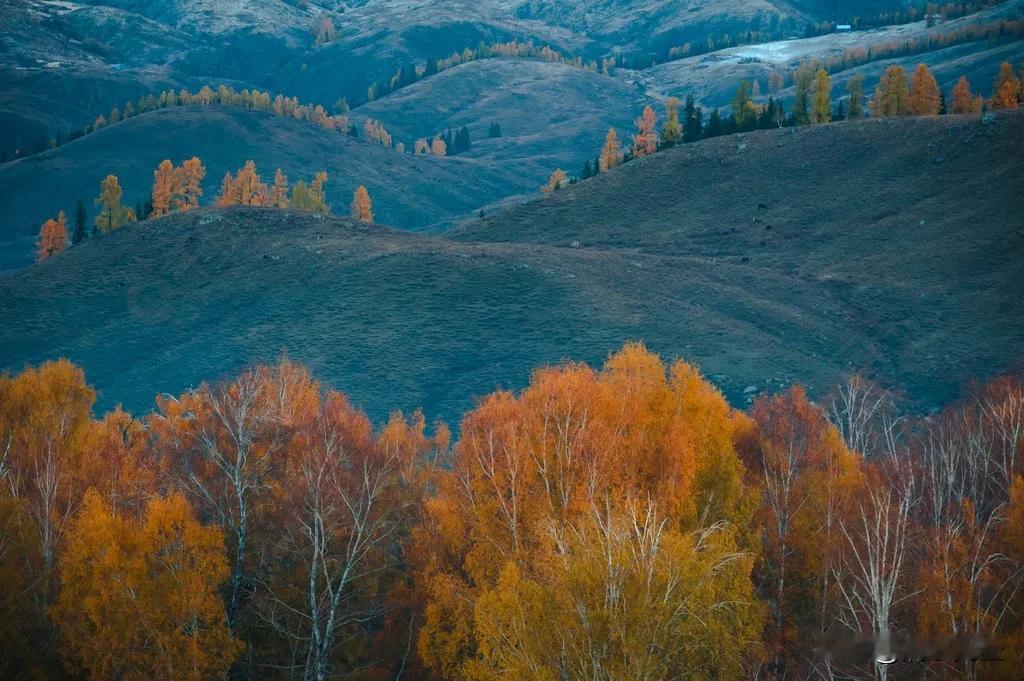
355 58 645 182
2 114 1021 425
641 0 1024 107
0 105 540 271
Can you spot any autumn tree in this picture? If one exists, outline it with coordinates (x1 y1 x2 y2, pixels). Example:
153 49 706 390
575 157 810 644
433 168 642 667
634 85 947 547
269 168 290 208
255 398 446 681
150 159 178 218
661 96 682 146
310 170 330 213
53 491 241 680
541 168 566 193
94 174 135 233
36 211 68 262
216 172 237 206
631 105 658 157
598 127 622 172
431 136 447 157
732 80 758 131
742 387 867 678
951 75 984 114
847 73 866 119
793 62 815 124
990 61 1021 110
234 160 267 206
351 185 373 222
414 343 763 680
176 156 206 210
811 68 832 123
871 65 911 117
909 63 941 115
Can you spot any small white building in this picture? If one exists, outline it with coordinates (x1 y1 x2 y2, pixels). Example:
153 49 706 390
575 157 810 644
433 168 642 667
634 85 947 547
836 24 852 32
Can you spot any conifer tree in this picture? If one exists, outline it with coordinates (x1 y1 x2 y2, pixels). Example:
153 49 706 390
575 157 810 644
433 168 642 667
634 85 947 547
72 200 87 245
581 159 592 179
217 172 237 207
542 168 567 193
810 69 832 123
951 76 983 114
234 160 267 206
847 74 865 119
599 128 622 172
310 171 330 214
95 175 131 233
431 136 447 157
661 97 682 146
706 108 722 137
290 181 312 210
351 186 373 223
176 157 205 211
871 65 910 117
632 106 659 157
683 95 703 141
36 211 69 262
990 62 1021 110
269 169 290 208
150 160 176 218
909 64 941 115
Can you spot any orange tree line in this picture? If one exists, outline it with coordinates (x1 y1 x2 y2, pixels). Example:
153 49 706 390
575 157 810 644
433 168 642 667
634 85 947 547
2 343 1023 679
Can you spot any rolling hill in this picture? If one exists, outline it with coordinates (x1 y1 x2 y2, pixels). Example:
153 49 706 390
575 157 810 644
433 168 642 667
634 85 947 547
0 0 919 152
2 112 1021 427
0 104 543 271
354 57 645 181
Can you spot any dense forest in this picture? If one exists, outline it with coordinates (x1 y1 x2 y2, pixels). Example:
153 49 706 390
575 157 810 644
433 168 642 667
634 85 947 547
2 343 1022 680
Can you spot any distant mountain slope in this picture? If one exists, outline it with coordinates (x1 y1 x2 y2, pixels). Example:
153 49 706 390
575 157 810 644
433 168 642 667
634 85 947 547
640 0 1024 107
2 114 1021 424
355 58 645 182
0 105 539 270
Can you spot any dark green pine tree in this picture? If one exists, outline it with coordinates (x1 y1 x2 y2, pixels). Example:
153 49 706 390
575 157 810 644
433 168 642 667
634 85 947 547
488 122 502 138
938 90 947 115
425 59 439 76
581 159 592 179
683 95 703 142
706 109 722 138
72 199 87 244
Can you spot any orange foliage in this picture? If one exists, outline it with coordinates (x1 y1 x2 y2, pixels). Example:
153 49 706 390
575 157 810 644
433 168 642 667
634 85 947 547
36 211 68 262
53 491 241 680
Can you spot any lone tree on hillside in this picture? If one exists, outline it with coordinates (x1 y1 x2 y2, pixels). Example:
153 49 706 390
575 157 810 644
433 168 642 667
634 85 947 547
811 69 831 123
599 128 622 172
351 186 373 223
951 76 984 114
36 211 68 262
909 64 941 116
542 169 567 194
